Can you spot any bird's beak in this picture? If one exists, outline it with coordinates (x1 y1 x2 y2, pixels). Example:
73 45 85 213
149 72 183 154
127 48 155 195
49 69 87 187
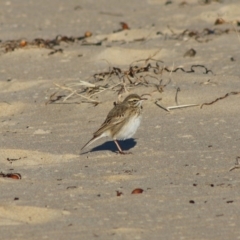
138 98 147 107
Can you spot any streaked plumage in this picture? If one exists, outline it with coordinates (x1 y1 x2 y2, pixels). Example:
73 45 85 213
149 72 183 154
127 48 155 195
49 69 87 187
81 94 145 154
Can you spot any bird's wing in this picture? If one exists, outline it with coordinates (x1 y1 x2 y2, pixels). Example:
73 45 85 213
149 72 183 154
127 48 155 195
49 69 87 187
93 104 128 137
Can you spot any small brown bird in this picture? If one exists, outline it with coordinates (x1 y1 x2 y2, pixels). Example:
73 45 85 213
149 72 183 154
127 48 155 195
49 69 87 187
81 94 145 154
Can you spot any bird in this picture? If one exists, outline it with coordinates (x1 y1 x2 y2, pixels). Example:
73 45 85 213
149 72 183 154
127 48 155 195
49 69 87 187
81 94 145 154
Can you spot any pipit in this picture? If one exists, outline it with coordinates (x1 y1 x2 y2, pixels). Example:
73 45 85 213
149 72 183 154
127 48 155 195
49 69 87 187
81 94 145 154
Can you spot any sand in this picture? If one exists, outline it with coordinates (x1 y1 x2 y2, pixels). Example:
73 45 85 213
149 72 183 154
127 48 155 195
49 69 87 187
0 0 240 239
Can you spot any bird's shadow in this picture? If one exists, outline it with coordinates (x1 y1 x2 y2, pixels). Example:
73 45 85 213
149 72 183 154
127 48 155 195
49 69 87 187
81 138 137 154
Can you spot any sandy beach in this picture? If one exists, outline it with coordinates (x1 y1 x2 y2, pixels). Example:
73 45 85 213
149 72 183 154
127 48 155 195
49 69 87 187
1 0 240 239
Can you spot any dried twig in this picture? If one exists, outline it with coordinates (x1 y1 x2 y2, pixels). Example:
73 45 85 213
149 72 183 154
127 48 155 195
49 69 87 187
168 104 199 110
155 100 170 112
45 92 65 105
53 83 100 104
175 87 181 105
229 157 240 172
155 102 199 112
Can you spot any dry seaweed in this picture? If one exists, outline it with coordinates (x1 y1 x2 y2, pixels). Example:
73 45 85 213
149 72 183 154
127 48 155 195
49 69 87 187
163 65 213 74
167 25 239 43
0 172 21 179
1 23 239 53
47 56 211 108
184 48 196 57
200 91 240 108
0 34 93 53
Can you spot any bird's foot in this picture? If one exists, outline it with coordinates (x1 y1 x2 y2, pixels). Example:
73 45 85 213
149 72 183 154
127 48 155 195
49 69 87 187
117 151 132 155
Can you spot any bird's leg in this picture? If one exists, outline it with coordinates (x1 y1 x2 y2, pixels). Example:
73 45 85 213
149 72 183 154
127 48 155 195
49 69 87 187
114 140 124 153
114 140 132 155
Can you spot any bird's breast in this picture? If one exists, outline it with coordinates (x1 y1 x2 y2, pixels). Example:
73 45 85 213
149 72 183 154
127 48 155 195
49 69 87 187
113 114 142 140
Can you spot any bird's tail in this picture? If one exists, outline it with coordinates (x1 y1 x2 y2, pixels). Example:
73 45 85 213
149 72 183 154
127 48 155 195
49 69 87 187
81 135 103 151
